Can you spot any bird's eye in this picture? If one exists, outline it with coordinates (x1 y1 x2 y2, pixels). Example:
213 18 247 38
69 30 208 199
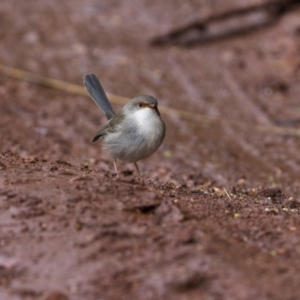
138 103 143 108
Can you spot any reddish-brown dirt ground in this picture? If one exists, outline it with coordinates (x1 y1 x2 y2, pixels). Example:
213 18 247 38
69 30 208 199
1 1 300 299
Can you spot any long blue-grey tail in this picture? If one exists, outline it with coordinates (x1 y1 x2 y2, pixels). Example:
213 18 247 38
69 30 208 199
83 74 115 120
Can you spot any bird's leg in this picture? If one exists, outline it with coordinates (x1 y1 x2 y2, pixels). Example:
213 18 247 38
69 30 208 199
134 162 141 177
114 159 119 178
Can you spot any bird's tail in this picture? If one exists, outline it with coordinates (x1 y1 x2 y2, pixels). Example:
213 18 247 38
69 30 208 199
83 74 115 120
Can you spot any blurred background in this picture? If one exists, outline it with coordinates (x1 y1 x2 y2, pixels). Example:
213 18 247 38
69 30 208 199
1 0 300 192
2 1 300 300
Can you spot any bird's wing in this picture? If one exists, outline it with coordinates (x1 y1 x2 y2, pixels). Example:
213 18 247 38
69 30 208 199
92 111 125 142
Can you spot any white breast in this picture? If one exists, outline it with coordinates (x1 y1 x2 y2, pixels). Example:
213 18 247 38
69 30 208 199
103 107 165 162
134 107 165 157
133 107 164 148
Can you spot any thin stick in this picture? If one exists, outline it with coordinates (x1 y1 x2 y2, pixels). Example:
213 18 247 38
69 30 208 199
1 64 300 138
114 159 119 178
0 64 128 106
134 162 141 177
223 188 232 201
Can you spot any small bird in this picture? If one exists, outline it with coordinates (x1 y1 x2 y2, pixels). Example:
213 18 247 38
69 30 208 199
83 74 165 177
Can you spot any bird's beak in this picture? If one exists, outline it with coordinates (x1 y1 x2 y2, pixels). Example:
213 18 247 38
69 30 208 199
146 103 160 115
146 103 157 109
